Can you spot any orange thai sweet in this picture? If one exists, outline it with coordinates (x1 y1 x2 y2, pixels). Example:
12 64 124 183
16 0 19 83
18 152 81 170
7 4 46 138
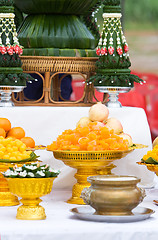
47 122 128 151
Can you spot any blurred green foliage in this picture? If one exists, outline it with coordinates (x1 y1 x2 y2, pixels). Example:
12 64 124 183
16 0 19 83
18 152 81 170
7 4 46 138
124 0 158 30
125 0 158 22
96 0 158 31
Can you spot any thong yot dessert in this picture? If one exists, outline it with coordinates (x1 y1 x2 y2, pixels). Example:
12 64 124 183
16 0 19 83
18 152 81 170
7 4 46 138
47 102 134 151
47 121 129 151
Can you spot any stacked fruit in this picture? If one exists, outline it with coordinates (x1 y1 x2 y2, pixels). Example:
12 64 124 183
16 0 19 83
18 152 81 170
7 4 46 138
0 118 35 148
78 102 133 147
47 102 133 151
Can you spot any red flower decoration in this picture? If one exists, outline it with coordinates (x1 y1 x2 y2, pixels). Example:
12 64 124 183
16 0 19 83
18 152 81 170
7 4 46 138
14 45 20 54
108 46 114 55
0 45 6 55
101 47 107 55
117 47 123 55
96 48 101 56
7 46 14 55
124 44 129 53
18 48 23 55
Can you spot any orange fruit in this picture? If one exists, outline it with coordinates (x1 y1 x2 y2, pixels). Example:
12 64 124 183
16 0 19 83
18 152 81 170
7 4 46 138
0 118 11 132
0 128 6 138
7 127 25 139
21 137 35 148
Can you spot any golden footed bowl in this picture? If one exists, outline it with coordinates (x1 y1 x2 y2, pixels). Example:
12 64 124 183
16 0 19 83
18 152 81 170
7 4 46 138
0 158 39 207
7 178 56 220
137 162 158 175
53 149 133 204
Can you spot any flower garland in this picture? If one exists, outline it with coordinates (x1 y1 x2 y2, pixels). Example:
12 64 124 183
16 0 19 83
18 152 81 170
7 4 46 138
96 13 129 57
0 45 23 55
3 163 60 178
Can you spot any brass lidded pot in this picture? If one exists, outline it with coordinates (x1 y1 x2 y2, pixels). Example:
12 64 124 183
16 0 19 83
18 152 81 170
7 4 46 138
81 175 145 216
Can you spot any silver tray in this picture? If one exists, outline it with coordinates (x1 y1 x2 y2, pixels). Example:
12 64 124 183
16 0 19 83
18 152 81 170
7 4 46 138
70 206 154 223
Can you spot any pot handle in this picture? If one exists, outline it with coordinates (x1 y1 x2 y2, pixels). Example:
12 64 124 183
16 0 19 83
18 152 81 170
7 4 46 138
81 187 92 205
139 187 146 200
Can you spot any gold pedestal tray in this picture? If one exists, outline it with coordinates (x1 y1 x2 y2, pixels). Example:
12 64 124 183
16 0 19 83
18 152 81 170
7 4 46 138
7 178 56 220
137 162 158 204
137 162 158 175
53 150 133 205
0 163 19 206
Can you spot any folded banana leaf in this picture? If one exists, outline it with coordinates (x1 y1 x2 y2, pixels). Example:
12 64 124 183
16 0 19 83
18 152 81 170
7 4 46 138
18 14 96 49
0 152 39 163
14 0 99 15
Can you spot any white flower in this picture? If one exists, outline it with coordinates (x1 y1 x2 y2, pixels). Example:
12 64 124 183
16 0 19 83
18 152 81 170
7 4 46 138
27 172 34 177
36 171 45 177
25 165 37 170
15 167 22 172
49 168 59 174
19 171 27 177
4 169 12 176
11 171 18 176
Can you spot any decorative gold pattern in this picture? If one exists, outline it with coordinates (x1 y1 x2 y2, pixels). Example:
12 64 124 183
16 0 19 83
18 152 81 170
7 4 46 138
53 150 133 204
129 144 148 150
7 178 56 220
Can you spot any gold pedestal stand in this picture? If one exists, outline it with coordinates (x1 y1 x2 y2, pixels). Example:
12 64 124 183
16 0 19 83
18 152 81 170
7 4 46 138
7 178 56 220
0 163 19 206
53 150 132 205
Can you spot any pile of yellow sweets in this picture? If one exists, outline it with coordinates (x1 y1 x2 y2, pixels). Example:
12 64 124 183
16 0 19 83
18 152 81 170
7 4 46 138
0 136 32 160
47 122 129 151
142 145 158 162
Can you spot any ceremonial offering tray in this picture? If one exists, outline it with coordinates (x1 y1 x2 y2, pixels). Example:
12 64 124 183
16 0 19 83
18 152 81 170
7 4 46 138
81 175 145 215
0 152 39 206
7 178 55 220
53 149 133 204
70 206 154 223
5 163 60 220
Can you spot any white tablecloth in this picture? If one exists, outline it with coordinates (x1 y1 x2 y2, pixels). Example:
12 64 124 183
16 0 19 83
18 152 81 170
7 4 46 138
0 189 158 240
0 106 157 240
0 106 154 188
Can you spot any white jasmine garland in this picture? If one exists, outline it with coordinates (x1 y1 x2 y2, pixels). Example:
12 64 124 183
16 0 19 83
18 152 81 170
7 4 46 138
2 163 60 178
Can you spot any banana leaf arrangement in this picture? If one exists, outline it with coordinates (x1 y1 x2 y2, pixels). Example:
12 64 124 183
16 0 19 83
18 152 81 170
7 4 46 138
88 0 144 88
0 0 33 86
14 0 104 57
